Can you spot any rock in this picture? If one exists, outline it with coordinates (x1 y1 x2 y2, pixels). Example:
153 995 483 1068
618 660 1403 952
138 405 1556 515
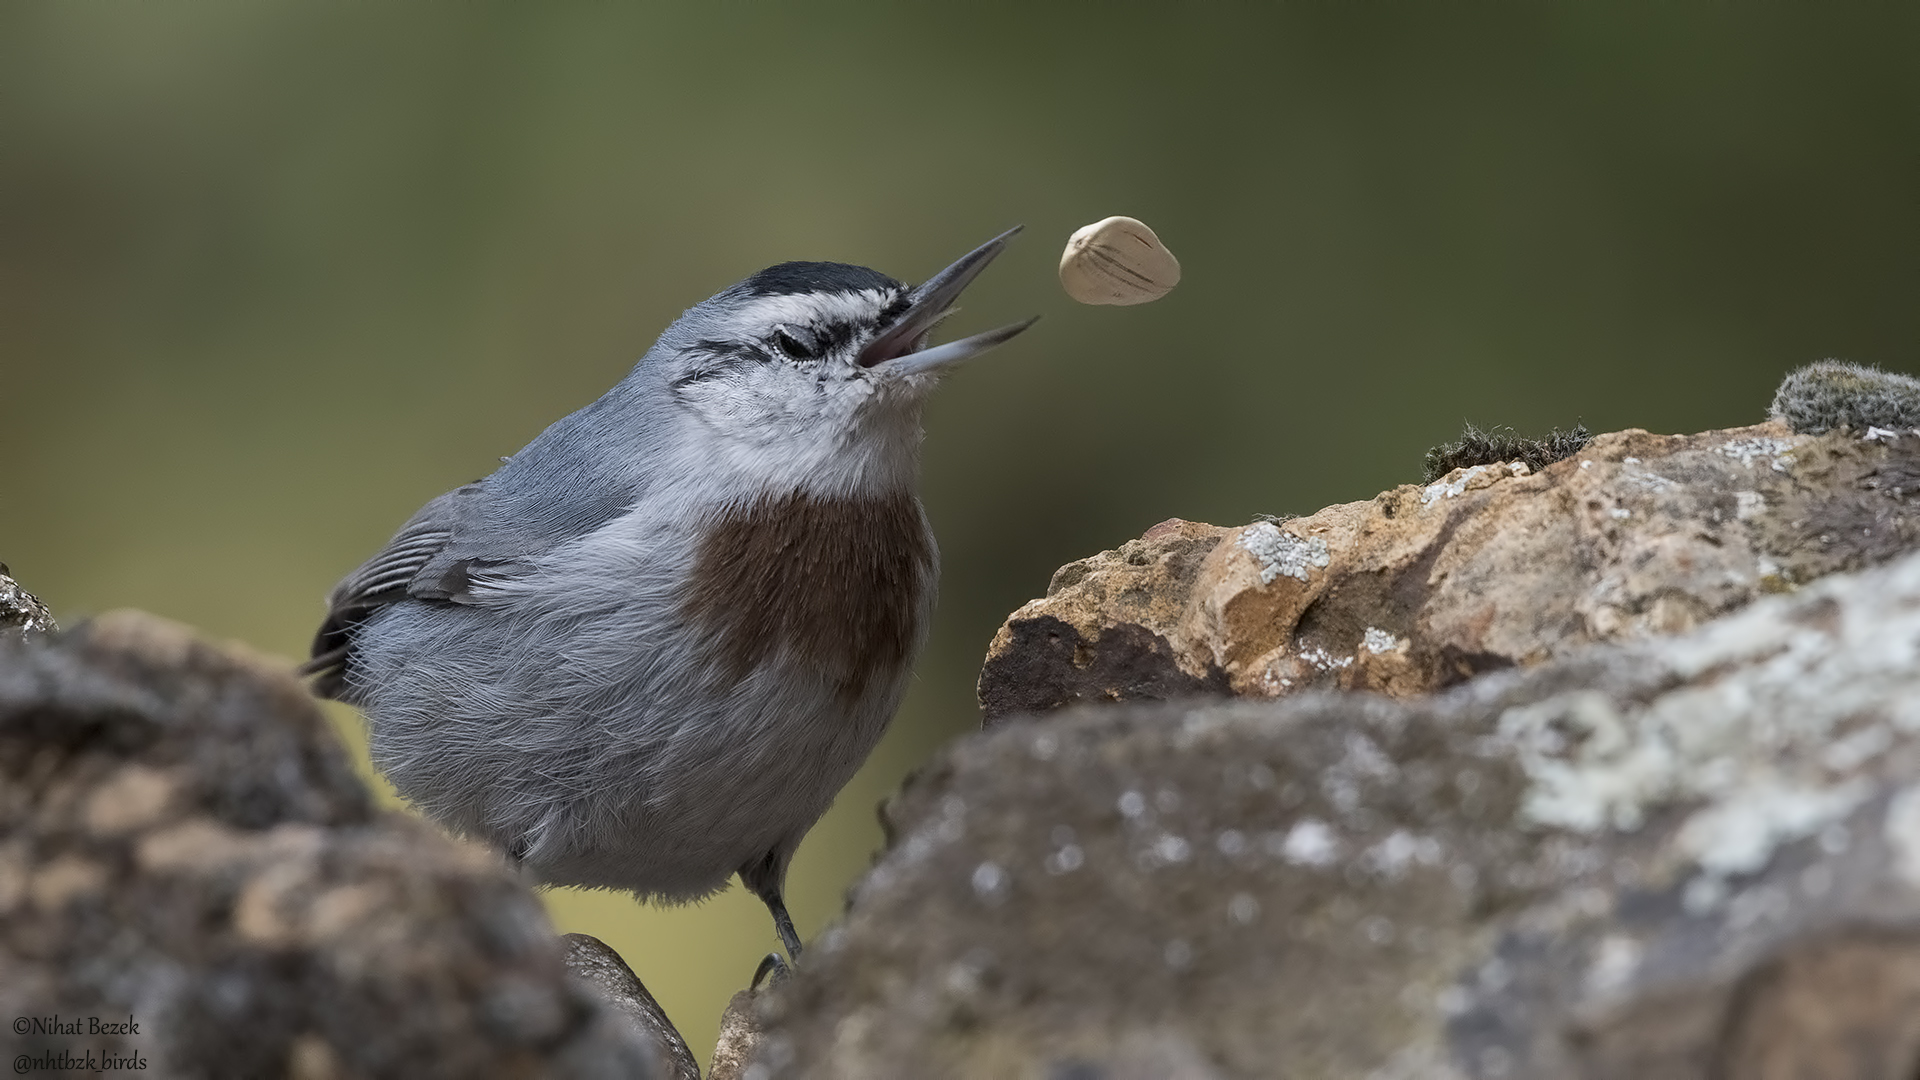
977 517 1235 721
763 546 1920 1077
563 933 700 1080
980 422 1920 722
0 563 56 639
708 987 768 1080
0 611 665 1078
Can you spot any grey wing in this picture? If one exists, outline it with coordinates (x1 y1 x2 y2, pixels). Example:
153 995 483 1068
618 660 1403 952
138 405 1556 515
302 482 515 700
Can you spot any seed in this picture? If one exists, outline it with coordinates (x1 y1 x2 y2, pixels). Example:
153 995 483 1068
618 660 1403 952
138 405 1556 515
1059 216 1181 305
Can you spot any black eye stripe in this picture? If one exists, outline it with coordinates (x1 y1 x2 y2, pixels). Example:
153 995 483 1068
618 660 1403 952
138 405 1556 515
674 340 769 388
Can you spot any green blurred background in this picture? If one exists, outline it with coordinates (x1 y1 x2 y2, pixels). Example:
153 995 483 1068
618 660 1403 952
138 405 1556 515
5 2 1917 1063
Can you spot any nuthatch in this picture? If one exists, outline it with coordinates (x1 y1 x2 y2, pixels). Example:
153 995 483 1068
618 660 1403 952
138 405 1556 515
304 228 1035 966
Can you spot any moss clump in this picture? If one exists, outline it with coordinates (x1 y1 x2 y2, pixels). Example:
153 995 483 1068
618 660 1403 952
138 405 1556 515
1422 424 1591 484
1770 359 1920 435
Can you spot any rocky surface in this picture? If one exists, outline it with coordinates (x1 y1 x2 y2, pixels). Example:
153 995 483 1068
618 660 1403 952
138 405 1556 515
981 421 1920 722
562 933 700 1080
762 544 1920 1078
0 563 56 640
0 611 664 1078
708 987 769 1080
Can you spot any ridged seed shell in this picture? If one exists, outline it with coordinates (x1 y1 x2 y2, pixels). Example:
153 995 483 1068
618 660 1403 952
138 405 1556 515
1059 216 1180 305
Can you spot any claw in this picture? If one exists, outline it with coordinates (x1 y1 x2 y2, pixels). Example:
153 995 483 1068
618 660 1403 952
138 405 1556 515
752 951 791 990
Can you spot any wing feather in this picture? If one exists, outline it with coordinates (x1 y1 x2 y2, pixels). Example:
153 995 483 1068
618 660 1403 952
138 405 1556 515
301 485 480 700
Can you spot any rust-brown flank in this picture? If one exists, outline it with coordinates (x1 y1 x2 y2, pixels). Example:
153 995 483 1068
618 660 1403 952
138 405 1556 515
682 490 932 703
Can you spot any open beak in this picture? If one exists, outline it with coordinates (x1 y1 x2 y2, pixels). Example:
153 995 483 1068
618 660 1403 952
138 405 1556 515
857 225 1039 376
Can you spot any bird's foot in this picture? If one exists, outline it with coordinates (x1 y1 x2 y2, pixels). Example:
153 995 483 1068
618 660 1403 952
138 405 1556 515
752 951 791 990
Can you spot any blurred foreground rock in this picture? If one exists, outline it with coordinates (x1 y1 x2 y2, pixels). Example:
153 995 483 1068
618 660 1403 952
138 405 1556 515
981 422 1920 721
562 933 701 1080
762 542 1920 1077
0 612 667 1078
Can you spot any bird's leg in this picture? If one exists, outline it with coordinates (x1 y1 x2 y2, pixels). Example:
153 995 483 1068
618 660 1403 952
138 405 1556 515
739 849 805 962
763 890 805 960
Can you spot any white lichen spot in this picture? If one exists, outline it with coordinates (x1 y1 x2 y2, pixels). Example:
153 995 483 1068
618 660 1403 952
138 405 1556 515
1297 645 1354 671
1164 939 1193 970
1364 830 1444 878
1420 463 1510 507
1029 732 1058 761
1583 935 1642 1000
1117 790 1147 819
1677 779 1869 877
1281 818 1341 867
1228 892 1260 925
1608 506 1631 520
1045 844 1084 875
1362 626 1404 655
970 861 1010 905
1434 986 1473 1017
1216 829 1248 856
944 961 982 998
1884 785 1920 889
1863 426 1909 441
1153 834 1192 863
1716 436 1796 469
1238 521 1331 585
1343 733 1396 778
1622 464 1677 493
1734 490 1766 521
1500 691 1648 832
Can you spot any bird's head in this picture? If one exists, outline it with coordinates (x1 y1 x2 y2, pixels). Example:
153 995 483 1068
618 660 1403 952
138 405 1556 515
638 227 1035 493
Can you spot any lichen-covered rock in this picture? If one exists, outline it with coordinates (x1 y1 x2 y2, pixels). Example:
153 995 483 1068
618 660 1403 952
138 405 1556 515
980 422 1920 723
766 548 1920 1077
0 612 663 1078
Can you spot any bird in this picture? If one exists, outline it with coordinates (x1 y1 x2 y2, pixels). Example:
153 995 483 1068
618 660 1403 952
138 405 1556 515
302 227 1035 966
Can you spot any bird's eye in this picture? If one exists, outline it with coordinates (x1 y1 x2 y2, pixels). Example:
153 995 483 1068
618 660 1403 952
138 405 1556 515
773 327 822 361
